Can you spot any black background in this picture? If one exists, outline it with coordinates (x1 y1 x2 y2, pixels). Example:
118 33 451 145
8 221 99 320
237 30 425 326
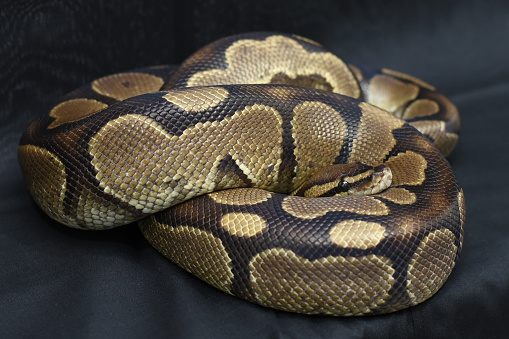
1 1 508 338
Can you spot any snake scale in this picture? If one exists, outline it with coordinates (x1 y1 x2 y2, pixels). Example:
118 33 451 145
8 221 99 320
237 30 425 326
19 32 464 316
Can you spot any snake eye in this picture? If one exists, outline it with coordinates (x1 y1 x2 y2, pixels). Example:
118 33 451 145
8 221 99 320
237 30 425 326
340 180 350 190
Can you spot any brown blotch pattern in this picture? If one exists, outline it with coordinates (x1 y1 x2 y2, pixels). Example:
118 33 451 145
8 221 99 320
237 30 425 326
139 221 234 293
186 35 360 98
349 102 405 166
385 151 427 186
291 101 346 188
18 145 67 224
381 68 436 91
406 228 457 305
220 212 267 237
48 98 108 129
249 248 395 315
163 87 229 112
91 72 164 101
209 188 273 206
329 220 386 249
367 74 419 114
409 120 459 156
270 73 334 92
377 187 417 205
89 104 283 219
402 99 440 119
282 195 389 219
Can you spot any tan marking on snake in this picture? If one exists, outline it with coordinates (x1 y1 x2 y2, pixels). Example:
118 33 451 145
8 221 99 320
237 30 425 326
367 75 419 114
329 220 386 249
249 248 394 315
381 68 436 91
48 99 108 129
349 102 405 166
18 145 67 224
410 120 459 156
458 189 465 250
163 87 229 112
186 35 360 98
407 228 457 305
377 188 417 205
402 99 440 119
291 34 322 46
220 212 267 237
385 151 427 186
88 104 283 220
302 178 344 198
91 72 164 101
209 188 273 206
139 221 234 294
291 101 347 188
76 187 137 230
282 196 389 219
344 169 375 184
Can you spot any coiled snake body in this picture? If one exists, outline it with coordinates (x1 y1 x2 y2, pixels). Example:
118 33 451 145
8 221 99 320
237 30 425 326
19 32 465 316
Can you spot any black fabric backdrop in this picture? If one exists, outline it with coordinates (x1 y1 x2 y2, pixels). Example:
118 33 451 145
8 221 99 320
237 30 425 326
1 1 508 338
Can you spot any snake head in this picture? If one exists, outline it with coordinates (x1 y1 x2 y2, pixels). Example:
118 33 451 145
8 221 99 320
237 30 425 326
292 163 392 198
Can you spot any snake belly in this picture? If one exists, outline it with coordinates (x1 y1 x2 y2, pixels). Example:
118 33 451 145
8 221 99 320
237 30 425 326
18 32 465 316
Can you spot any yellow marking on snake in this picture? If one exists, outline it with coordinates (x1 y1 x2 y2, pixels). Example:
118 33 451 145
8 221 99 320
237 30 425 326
291 101 346 188
406 228 457 305
88 104 283 220
329 220 386 249
402 99 440 119
186 35 360 98
367 74 419 114
209 188 273 206
381 68 436 91
282 195 389 219
377 187 417 205
410 120 459 156
163 87 229 112
385 151 427 186
249 248 395 315
220 212 267 237
91 72 164 101
139 221 234 293
349 102 405 166
48 99 108 129
18 145 68 225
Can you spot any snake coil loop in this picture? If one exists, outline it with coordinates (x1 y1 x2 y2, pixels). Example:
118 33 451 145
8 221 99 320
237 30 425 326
19 32 464 316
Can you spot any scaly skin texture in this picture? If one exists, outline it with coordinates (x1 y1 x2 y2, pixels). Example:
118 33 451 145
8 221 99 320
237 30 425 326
19 32 464 316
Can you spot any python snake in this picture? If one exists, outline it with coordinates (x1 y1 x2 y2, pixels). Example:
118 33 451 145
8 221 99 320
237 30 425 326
18 32 465 316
